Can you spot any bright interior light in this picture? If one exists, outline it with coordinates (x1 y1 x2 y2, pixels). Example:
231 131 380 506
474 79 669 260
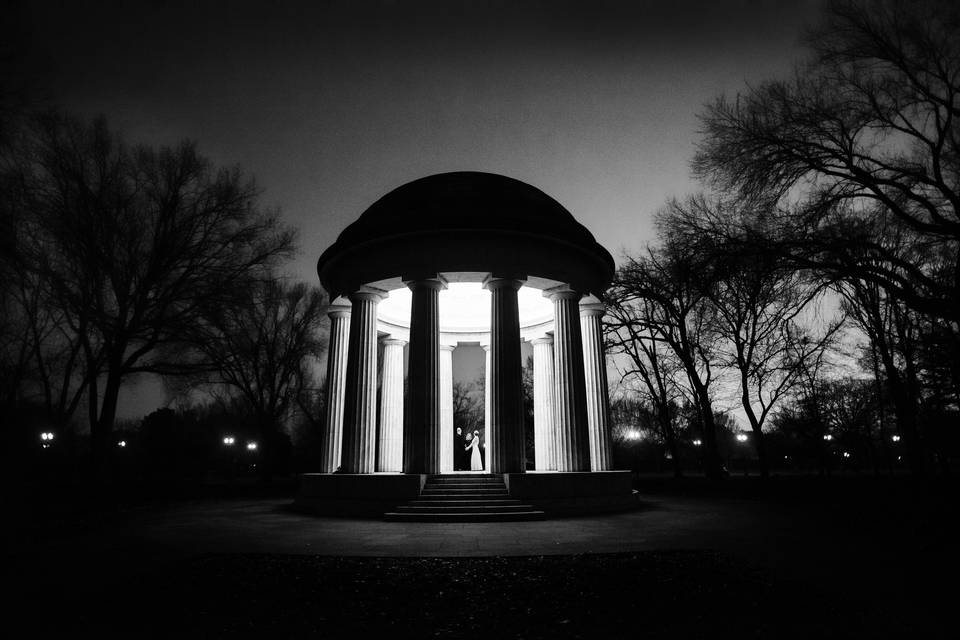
377 282 553 331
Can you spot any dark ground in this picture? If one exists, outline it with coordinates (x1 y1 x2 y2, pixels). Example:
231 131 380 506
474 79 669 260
7 474 958 638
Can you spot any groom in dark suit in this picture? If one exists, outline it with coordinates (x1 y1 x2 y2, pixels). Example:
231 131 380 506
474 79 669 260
454 427 465 471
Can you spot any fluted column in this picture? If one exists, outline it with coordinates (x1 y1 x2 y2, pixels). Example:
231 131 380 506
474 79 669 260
340 287 386 473
532 336 557 471
440 344 455 472
320 300 351 472
581 302 614 471
546 285 591 471
484 276 525 474
377 338 406 472
403 276 446 474
482 343 492 472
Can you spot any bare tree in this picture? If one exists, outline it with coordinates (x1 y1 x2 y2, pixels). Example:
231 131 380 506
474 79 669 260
694 0 960 323
452 381 484 434
8 112 296 479
660 195 845 477
608 241 727 479
186 280 326 481
606 295 686 477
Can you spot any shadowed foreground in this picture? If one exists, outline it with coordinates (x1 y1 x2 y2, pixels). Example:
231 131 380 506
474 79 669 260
9 477 956 637
17 552 933 638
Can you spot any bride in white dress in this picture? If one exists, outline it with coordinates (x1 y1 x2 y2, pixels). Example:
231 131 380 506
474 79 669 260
465 430 483 471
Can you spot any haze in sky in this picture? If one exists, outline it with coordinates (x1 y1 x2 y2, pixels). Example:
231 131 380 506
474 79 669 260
8 0 822 417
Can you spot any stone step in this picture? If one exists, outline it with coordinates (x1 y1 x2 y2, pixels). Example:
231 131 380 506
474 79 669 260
421 482 507 491
383 510 546 523
425 478 503 484
420 488 509 495
407 499 523 507
396 504 536 513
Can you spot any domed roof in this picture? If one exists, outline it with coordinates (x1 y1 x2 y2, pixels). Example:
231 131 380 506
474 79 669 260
317 172 614 299
334 172 597 249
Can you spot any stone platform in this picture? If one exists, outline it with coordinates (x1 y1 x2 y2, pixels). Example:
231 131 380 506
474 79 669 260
295 470 637 518
504 470 638 515
294 473 425 516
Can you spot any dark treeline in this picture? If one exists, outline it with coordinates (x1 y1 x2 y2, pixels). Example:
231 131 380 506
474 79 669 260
0 108 329 489
605 0 959 480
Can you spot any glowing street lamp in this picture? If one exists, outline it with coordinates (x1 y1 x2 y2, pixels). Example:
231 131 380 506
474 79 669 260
735 433 748 443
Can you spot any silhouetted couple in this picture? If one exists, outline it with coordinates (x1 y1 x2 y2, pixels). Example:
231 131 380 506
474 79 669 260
455 427 484 471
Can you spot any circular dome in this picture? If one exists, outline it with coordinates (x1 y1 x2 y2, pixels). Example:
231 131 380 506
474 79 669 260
318 172 614 299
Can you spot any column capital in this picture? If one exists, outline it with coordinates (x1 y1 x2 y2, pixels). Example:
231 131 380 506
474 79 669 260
531 336 554 346
543 283 583 302
482 274 525 292
579 302 606 317
404 274 448 291
381 337 407 347
439 344 456 352
327 299 352 320
348 285 388 304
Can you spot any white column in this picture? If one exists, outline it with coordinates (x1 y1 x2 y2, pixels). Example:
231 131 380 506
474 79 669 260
439 344 455 472
546 284 591 472
403 276 446 474
340 287 386 473
320 300 350 473
377 338 406 472
532 336 556 471
484 276 525 474
482 343 491 472
581 302 613 471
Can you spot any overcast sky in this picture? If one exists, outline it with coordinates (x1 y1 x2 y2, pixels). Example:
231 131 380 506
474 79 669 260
9 0 823 418
12 0 820 285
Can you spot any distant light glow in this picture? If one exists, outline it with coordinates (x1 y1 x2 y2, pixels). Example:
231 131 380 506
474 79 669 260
118 440 127 448
223 436 236 445
823 434 833 441
692 439 702 446
891 435 901 442
843 451 850 458
246 442 258 451
40 432 54 441
626 430 642 441
735 433 748 442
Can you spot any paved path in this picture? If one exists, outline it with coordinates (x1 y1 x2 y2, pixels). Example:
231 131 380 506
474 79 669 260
13 485 956 617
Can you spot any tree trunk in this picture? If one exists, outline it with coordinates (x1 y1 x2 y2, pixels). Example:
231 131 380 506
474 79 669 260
741 383 769 479
94 369 124 487
692 381 724 480
658 403 683 478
